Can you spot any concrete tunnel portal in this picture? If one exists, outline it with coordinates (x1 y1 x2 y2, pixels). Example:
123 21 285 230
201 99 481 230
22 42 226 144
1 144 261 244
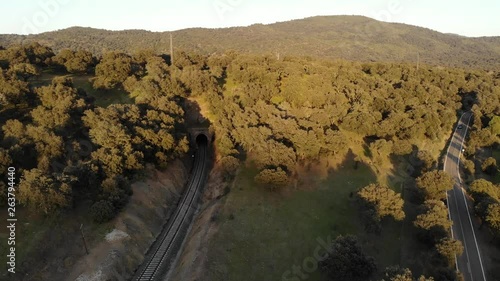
188 127 212 148
196 133 208 146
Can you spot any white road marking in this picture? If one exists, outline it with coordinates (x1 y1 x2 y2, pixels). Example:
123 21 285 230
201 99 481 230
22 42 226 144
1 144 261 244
452 183 473 279
456 114 473 184
444 112 467 273
445 112 487 281
457 113 487 281
443 112 467 171
459 177 487 281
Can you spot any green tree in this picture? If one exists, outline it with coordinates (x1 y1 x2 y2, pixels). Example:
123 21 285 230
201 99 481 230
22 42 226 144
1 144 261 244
35 77 87 111
92 52 134 89
416 170 454 201
370 139 393 166
7 63 40 81
391 139 413 156
31 106 70 131
18 169 72 214
90 200 116 223
25 125 64 171
254 168 289 189
490 115 500 136
470 179 499 201
99 175 132 210
83 116 144 176
2 119 28 145
436 238 463 266
474 196 497 228
381 266 434 281
123 55 185 112
2 42 54 66
463 159 475 175
219 155 240 179
51 49 73 67
358 183 405 221
486 203 500 236
4 118 64 171
416 150 435 174
320 235 376 281
414 200 452 231
468 129 497 151
481 157 497 176
0 148 12 172
83 103 187 175
32 77 89 132
0 69 30 107
53 49 96 73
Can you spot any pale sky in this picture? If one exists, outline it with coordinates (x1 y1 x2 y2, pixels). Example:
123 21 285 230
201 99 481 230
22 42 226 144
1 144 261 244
1 0 499 37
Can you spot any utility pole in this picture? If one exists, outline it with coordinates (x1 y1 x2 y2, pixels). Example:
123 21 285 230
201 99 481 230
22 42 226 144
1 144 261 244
80 224 89 255
170 33 174 65
417 52 420 71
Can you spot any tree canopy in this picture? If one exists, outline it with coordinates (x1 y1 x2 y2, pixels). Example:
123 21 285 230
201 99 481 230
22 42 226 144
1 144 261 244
416 170 454 201
414 200 452 231
92 52 136 89
436 238 463 266
0 46 189 221
358 183 405 221
52 49 96 73
320 235 376 281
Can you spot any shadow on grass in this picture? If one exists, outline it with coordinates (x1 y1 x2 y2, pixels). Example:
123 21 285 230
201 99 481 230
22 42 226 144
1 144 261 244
386 147 451 278
71 75 134 108
205 149 410 281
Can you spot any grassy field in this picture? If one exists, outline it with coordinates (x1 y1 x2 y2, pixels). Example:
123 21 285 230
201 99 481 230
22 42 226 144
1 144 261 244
70 75 133 107
206 152 403 281
0 203 113 280
32 72 133 108
0 207 53 278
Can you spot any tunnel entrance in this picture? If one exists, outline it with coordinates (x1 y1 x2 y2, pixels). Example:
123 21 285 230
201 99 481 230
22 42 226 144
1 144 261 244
196 134 208 146
188 127 212 148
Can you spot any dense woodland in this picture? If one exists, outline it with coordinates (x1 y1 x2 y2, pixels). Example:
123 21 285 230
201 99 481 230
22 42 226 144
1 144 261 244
0 42 189 222
200 53 499 188
1 16 500 70
0 41 499 280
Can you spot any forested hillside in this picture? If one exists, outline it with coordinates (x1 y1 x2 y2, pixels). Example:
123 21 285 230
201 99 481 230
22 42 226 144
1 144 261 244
1 41 499 225
196 53 499 187
0 43 189 223
0 41 499 280
1 16 500 70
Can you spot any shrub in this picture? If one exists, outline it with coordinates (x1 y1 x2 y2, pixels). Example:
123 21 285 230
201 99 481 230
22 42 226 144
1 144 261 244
90 200 116 223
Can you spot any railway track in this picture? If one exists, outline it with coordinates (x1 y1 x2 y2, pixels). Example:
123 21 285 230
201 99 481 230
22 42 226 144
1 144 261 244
133 143 207 281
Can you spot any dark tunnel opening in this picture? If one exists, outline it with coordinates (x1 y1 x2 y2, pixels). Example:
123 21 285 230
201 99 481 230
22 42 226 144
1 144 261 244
196 134 208 146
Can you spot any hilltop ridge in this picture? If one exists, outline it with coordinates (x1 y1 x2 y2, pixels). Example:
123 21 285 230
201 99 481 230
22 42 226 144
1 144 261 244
1 15 500 69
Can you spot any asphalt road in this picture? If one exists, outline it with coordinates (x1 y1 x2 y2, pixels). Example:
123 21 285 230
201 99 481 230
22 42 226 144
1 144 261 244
444 112 487 281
